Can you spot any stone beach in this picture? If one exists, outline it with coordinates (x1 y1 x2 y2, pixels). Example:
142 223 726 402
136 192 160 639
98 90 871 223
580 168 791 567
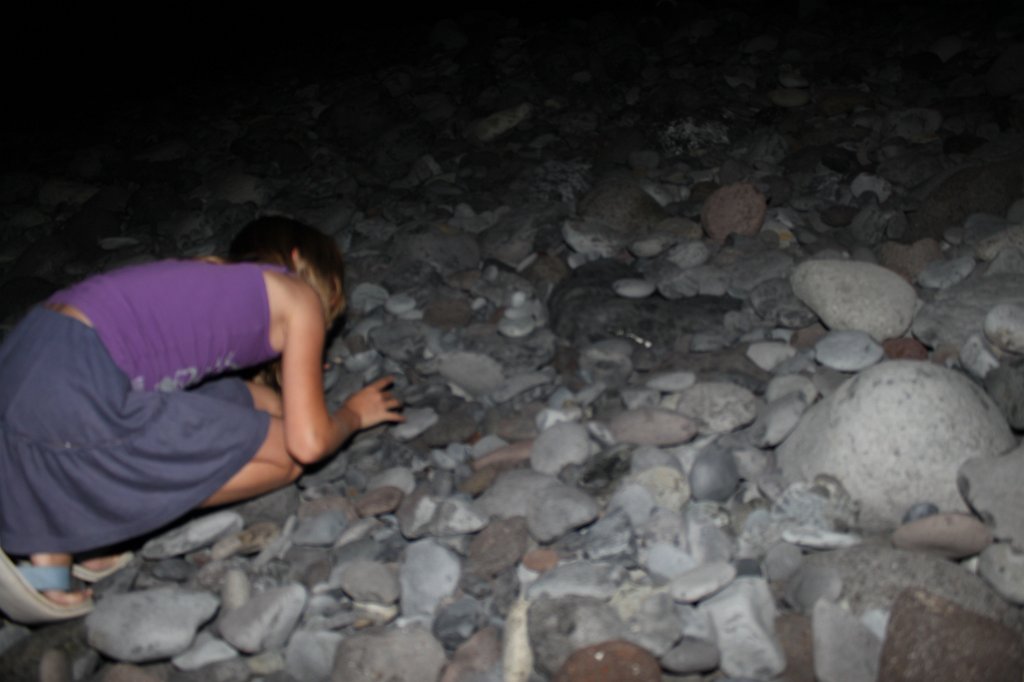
3 2 1024 680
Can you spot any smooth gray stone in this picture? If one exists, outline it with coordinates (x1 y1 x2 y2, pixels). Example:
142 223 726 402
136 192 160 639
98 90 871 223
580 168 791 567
581 508 635 561
335 559 400 604
437 351 506 398
530 421 592 475
285 629 344 682
616 589 684 657
745 341 797 372
399 539 461 621
765 374 818 404
979 542 1024 605
959 445 1024 549
913 273 1024 349
526 561 626 601
669 561 737 602
526 483 599 543
764 541 804 582
331 626 445 682
170 632 238 671
85 587 219 663
785 564 843 613
645 370 697 392
699 577 785 678
292 510 349 547
728 250 796 298
527 596 626 676
813 330 884 372
140 511 244 559
644 542 698 582
664 239 711 269
689 448 740 502
791 259 916 341
661 637 720 674
219 584 307 654
812 600 882 682
778 361 1014 530
607 481 656 528
432 596 488 649
802 544 1024 633
366 467 416 495
430 496 489 536
391 407 439 441
749 392 808 447
367 320 426 363
917 254 976 289
985 362 1024 429
473 469 560 520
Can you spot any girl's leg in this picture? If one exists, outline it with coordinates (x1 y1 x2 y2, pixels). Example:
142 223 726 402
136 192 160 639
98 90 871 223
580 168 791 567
200 417 301 508
245 381 282 417
27 553 91 605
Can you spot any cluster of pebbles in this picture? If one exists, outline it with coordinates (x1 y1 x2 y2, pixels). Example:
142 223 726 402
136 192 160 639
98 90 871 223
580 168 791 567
4 2 1024 681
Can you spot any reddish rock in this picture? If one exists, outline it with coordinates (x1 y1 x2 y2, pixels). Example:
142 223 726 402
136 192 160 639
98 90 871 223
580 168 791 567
701 182 768 242
458 465 499 497
355 486 405 517
297 494 358 520
891 513 992 559
883 337 929 360
553 640 662 682
878 588 1024 682
471 440 534 471
878 238 943 282
774 613 816 682
791 323 828 349
441 627 502 682
467 517 529 577
522 548 561 573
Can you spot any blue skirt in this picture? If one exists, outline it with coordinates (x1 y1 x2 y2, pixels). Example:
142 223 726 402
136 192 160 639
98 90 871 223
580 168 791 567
0 307 269 555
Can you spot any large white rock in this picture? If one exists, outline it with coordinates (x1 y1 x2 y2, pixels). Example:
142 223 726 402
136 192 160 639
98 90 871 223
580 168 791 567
777 361 1014 530
790 259 917 341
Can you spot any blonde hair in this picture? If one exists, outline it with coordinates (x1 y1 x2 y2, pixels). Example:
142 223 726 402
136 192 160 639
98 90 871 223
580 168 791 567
228 216 347 324
228 216 347 390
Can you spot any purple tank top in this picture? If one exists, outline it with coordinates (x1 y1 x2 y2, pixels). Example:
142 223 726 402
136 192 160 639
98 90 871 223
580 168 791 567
49 260 286 391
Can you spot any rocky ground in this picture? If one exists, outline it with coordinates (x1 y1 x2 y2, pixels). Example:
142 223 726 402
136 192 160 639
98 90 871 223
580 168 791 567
2 2 1024 680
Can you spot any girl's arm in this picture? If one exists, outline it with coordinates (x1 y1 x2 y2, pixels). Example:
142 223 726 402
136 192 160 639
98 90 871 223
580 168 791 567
267 272 403 464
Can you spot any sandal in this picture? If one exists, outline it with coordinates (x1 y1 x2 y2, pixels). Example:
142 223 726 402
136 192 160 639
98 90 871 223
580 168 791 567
72 552 134 583
0 548 92 624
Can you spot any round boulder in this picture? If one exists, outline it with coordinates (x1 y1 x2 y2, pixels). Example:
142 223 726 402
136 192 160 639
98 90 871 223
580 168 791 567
777 361 1014 530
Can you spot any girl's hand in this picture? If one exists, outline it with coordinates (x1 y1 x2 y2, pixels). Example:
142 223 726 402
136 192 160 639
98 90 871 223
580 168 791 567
341 376 405 431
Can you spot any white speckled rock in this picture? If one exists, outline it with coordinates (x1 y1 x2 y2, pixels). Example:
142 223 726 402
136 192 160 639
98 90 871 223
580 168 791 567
675 382 758 434
779 361 1014 530
984 303 1024 354
699 577 785 678
790 260 917 341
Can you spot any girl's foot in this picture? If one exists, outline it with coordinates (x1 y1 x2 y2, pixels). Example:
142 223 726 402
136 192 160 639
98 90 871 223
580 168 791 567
29 553 92 606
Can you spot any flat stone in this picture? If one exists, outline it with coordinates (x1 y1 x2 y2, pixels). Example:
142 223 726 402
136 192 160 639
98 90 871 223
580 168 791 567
668 561 737 602
814 330 884 372
608 408 698 446
612 278 656 299
699 577 786 679
335 559 400 604
891 512 992 559
877 588 1024 682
